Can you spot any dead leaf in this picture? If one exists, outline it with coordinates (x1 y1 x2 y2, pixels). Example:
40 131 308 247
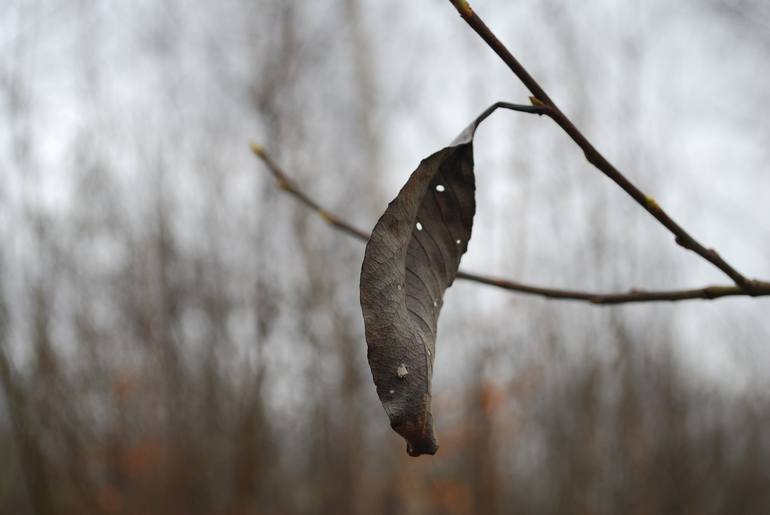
360 114 487 456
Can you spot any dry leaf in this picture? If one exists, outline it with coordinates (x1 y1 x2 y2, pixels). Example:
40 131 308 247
360 117 485 456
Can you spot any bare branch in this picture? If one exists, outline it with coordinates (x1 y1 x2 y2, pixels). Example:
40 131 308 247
251 144 370 242
447 0 762 293
250 144 770 304
456 271 770 305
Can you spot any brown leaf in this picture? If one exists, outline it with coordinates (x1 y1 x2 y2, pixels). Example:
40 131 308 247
360 117 484 456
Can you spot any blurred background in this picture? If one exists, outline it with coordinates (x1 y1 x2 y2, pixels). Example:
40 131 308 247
2 1 770 514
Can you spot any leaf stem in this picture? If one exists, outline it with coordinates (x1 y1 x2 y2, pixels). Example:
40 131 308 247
472 101 551 128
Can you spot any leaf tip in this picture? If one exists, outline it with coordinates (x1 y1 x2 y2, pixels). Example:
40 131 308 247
392 416 439 457
407 439 439 457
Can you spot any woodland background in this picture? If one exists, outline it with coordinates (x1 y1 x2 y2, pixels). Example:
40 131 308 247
2 1 770 514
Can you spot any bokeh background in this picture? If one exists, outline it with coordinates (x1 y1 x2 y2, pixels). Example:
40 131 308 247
2 1 770 514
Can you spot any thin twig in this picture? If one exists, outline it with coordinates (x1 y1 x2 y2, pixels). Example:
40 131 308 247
472 101 550 125
252 144 370 242
456 271 770 305
447 0 762 293
250 144 770 304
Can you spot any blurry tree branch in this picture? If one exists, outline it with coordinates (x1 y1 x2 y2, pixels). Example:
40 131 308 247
0 299 54 515
446 0 768 295
251 144 770 304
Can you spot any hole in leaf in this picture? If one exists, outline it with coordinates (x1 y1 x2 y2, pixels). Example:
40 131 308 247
435 184 445 192
456 239 461 245
416 222 423 231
